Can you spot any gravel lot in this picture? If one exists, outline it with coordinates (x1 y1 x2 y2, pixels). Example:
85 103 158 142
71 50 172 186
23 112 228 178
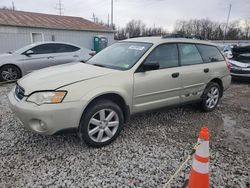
0 81 249 188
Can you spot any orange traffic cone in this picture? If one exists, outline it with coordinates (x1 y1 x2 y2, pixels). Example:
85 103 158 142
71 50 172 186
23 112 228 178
187 127 210 188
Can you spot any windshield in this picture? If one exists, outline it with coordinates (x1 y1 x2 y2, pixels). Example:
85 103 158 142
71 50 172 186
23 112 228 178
87 42 152 70
13 43 38 54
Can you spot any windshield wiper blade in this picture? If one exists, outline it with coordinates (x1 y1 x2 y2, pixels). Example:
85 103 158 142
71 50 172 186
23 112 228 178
92 63 106 68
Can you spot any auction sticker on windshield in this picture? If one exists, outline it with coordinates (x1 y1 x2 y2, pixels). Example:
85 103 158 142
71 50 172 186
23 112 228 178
128 46 145 51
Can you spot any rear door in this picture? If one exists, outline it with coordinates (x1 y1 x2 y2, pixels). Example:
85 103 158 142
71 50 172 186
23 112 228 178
177 43 209 103
52 44 81 65
133 43 182 113
196 44 228 82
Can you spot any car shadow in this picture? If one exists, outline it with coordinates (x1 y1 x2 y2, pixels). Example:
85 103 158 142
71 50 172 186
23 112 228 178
232 77 250 85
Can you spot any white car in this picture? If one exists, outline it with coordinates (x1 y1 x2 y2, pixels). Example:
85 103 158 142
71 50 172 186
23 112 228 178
8 37 231 147
0 42 93 81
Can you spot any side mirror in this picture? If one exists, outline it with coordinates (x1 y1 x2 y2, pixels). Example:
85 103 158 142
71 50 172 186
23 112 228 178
142 62 160 72
25 50 34 56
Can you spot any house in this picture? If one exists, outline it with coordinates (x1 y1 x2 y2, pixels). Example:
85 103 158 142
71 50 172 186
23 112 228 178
0 10 115 53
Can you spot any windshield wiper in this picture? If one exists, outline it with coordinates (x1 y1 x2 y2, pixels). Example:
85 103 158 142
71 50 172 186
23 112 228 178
91 63 106 68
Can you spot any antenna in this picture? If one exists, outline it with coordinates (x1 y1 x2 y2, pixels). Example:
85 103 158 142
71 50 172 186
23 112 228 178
223 4 232 42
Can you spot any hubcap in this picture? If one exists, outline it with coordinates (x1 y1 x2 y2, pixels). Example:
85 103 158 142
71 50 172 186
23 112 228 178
88 109 119 143
206 86 219 109
1 68 18 81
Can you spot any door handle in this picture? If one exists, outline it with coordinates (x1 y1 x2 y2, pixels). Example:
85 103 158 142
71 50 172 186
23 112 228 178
73 55 79 58
47 56 54 59
172 72 179 78
204 68 209 73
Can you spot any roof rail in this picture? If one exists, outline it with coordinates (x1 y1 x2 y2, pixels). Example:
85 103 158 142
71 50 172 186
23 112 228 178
162 34 205 40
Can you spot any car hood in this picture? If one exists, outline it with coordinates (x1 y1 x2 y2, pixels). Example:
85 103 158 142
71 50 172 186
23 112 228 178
0 53 22 65
228 59 250 68
0 53 15 61
18 62 117 95
0 53 13 58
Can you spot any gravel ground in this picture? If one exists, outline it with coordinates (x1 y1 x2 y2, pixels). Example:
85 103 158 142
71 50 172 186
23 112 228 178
0 81 249 188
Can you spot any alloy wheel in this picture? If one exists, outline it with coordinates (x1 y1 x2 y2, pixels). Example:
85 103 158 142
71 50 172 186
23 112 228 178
88 109 119 143
206 86 219 109
1 68 18 81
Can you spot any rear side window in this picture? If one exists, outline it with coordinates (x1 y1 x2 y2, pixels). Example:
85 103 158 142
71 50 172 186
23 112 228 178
54 44 80 53
178 44 203 65
144 44 179 69
196 45 225 63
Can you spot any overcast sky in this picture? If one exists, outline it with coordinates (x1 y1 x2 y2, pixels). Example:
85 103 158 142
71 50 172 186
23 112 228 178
1 0 250 31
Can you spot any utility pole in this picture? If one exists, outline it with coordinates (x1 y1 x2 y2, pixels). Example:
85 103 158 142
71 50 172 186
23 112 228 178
108 14 110 27
59 0 62 16
12 1 15 10
92 13 96 23
223 4 232 42
111 0 114 29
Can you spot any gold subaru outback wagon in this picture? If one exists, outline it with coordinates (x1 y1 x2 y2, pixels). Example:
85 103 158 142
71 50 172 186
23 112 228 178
8 37 231 147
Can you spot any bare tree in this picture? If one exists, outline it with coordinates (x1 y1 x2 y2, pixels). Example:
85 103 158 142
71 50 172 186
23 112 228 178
0 5 15 10
174 18 250 40
115 28 127 40
125 20 146 38
243 18 250 39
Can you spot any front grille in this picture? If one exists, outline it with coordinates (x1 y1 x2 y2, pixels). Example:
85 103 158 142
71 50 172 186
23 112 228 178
15 84 25 100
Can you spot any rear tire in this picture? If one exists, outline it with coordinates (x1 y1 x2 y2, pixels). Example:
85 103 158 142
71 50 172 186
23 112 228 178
0 65 21 82
201 82 222 112
78 100 124 148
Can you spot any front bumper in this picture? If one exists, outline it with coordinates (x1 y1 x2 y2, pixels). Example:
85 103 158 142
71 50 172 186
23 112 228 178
8 88 86 135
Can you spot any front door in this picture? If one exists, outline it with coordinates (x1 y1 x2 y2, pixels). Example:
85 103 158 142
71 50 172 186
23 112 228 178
22 43 57 73
133 43 182 113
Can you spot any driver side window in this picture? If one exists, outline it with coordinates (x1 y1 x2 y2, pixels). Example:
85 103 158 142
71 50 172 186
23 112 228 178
29 44 56 55
144 44 179 69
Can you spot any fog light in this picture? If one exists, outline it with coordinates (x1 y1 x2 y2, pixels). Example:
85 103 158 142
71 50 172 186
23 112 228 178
29 119 48 133
39 120 47 131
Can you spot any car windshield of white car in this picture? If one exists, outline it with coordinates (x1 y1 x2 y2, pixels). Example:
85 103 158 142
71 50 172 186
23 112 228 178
87 42 152 70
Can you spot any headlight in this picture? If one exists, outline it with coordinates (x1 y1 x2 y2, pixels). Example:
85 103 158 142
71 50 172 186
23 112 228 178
27 91 67 105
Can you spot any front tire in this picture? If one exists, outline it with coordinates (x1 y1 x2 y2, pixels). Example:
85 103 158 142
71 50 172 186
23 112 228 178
201 82 222 112
79 100 124 148
0 65 21 82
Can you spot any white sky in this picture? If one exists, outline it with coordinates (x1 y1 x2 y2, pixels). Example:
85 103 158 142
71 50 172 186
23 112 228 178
0 0 250 31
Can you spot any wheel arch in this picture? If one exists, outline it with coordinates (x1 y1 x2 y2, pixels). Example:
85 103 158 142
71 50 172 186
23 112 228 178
0 64 23 77
83 93 130 123
208 78 223 97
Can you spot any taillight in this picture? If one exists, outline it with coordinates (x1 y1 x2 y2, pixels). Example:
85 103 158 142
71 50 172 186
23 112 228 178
225 58 232 70
89 51 96 57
